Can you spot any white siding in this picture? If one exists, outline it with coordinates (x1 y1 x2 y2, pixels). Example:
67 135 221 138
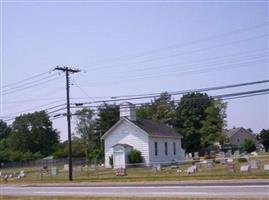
104 119 149 168
148 137 185 164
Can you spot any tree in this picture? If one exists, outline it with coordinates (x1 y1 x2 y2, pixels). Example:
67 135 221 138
8 111 59 157
136 92 177 125
97 103 119 137
200 100 227 148
75 108 97 149
259 129 269 151
0 120 11 141
176 93 213 153
243 139 256 153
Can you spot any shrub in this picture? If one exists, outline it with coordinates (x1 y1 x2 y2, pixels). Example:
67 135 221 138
243 139 256 153
128 149 143 163
238 157 248 163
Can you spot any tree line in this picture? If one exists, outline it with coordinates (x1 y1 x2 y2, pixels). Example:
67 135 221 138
0 92 268 163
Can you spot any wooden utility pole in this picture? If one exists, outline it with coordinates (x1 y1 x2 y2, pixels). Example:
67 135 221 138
54 66 81 181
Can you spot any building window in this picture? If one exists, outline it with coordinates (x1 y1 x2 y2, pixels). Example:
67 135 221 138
165 142 168 155
237 138 240 143
154 142 158 156
173 142 176 155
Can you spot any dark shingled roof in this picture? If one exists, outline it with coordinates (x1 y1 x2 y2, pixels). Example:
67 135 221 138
130 118 181 138
224 128 242 138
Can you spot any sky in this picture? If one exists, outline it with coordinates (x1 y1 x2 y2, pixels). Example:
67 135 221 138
1 0 268 141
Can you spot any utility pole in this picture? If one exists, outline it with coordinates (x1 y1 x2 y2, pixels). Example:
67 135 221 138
54 66 81 181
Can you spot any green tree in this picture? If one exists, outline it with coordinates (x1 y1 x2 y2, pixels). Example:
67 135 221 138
176 93 214 153
0 120 11 141
243 139 256 153
75 108 97 149
8 111 59 157
259 129 269 151
97 103 119 137
200 100 227 148
137 92 177 125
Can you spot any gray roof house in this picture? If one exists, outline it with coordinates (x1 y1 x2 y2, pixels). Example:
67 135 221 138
224 127 258 147
101 102 185 168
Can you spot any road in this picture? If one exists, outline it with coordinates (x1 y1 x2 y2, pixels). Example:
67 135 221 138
1 182 269 199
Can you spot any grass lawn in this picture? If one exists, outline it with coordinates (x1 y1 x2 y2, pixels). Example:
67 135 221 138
0 155 269 184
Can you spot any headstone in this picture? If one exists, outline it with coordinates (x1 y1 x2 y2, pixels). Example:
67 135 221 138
188 153 192 158
0 171 2 177
19 171 25 178
75 166 82 172
264 164 269 172
227 158 234 164
234 150 240 157
228 163 235 173
115 168 126 176
207 160 214 169
187 165 196 174
240 165 249 172
250 160 258 169
195 161 201 170
51 167 59 176
64 164 69 171
194 152 199 159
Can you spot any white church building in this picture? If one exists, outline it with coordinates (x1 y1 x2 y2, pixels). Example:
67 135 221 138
101 102 185 168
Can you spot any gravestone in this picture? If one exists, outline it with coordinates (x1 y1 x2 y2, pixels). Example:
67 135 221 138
240 165 249 172
233 150 240 157
250 160 258 169
188 153 192 159
264 164 269 172
0 171 2 177
51 167 59 176
228 163 235 173
195 161 202 170
115 168 127 176
75 166 82 172
227 158 234 164
187 165 196 174
207 160 214 169
63 164 69 171
19 171 25 178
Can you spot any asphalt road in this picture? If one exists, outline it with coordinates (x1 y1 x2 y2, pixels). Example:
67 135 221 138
1 183 269 198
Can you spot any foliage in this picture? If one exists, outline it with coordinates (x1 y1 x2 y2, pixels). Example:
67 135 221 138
259 129 269 151
75 108 98 149
176 93 214 152
128 149 143 163
238 157 248 163
200 100 227 148
0 120 11 141
243 139 256 153
0 111 59 162
136 92 177 126
97 103 119 138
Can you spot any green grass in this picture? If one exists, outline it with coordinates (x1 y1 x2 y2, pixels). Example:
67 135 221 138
1 155 269 184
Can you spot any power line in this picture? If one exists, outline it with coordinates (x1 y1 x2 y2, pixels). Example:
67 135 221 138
72 79 269 105
1 69 54 89
86 22 268 69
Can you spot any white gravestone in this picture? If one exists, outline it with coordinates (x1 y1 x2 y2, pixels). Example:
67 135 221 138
240 165 249 172
264 164 269 172
64 164 69 171
250 160 258 169
51 167 59 176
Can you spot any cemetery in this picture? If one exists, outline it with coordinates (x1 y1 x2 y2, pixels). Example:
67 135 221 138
0 152 268 183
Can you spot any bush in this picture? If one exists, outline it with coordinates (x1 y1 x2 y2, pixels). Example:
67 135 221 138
128 149 143 163
243 139 256 153
238 157 248 163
